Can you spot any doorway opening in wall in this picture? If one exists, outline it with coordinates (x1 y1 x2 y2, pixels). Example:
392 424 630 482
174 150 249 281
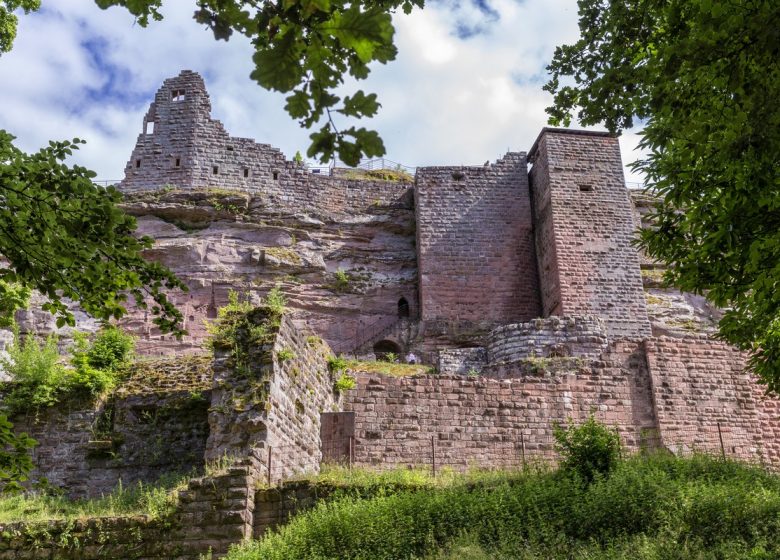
144 121 155 134
373 340 401 361
398 297 410 318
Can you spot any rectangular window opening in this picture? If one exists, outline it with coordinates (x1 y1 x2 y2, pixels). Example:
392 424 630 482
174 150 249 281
212 166 219 175
579 184 594 192
272 171 279 180
171 89 186 102
175 158 181 168
243 168 249 178
135 159 141 168
145 121 155 134
227 146 234 152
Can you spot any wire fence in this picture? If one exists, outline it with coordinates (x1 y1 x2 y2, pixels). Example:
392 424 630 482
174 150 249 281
261 422 771 485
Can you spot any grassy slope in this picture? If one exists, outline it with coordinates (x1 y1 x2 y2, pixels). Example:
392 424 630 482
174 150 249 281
228 455 780 560
0 474 188 523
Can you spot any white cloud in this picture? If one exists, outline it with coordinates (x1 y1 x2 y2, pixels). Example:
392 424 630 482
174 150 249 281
0 0 645 181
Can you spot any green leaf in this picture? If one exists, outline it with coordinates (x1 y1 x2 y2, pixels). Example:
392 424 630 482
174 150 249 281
340 91 380 118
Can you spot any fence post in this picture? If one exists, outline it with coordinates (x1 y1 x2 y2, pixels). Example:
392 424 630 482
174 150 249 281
267 446 273 486
349 436 354 469
717 422 726 460
431 435 437 477
520 432 526 469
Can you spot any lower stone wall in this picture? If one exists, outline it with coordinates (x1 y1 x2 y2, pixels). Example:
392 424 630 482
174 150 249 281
0 464 260 559
645 337 780 463
265 319 337 482
9 356 212 499
343 341 658 468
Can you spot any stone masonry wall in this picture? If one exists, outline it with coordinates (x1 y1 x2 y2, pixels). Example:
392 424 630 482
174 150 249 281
438 347 487 375
265 317 337 482
343 341 658 469
644 337 779 462
9 356 212 499
415 152 541 326
205 313 336 484
120 70 412 217
0 464 264 559
529 128 651 339
487 316 609 364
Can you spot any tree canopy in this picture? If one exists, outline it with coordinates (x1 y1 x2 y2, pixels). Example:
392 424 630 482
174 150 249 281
546 0 780 391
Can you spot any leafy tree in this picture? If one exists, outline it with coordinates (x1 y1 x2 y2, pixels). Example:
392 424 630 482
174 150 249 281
92 0 423 166
546 0 780 391
0 131 187 334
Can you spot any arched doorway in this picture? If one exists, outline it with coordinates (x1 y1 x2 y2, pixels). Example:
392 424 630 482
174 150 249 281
397 297 410 318
373 339 402 361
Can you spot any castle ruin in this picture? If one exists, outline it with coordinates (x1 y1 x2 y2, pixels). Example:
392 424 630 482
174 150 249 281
3 70 778 558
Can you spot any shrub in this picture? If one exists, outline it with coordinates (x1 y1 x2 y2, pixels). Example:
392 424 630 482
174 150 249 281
327 354 348 374
264 287 286 317
554 415 621 484
333 269 350 292
69 327 134 397
334 373 356 393
1 329 67 414
277 348 296 362
382 352 398 363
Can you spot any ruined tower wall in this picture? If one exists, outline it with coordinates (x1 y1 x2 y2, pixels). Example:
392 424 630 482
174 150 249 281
528 129 651 339
415 153 541 326
120 70 412 216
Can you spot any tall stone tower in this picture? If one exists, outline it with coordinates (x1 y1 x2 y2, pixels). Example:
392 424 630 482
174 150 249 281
528 128 651 339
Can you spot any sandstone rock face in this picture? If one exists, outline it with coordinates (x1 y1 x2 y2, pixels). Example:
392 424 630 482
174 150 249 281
118 188 417 357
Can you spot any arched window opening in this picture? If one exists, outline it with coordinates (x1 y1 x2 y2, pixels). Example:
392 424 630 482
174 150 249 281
397 297 410 318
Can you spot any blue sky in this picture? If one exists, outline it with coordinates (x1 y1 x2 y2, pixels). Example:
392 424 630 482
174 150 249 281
0 1 646 182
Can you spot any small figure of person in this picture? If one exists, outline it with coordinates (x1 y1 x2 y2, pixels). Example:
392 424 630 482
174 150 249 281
406 352 418 364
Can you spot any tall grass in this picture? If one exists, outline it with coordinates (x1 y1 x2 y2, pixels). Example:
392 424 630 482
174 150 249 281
228 454 780 560
0 473 188 524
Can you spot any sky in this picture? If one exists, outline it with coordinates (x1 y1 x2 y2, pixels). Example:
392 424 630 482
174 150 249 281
0 0 646 184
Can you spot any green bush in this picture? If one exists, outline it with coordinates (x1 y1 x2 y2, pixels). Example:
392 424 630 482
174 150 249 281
1 330 67 414
333 373 356 393
69 327 134 396
553 415 621 483
2 325 135 415
264 287 286 316
327 355 348 374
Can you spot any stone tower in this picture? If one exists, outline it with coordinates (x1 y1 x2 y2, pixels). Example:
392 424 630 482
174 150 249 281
528 128 651 339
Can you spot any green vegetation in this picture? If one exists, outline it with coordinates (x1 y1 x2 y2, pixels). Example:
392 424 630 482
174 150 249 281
346 359 429 378
227 454 780 560
546 0 780 392
554 414 621 484
333 373 356 394
0 473 188 523
342 168 414 183
0 414 35 492
276 348 296 363
332 269 351 292
1 326 135 417
264 247 302 266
